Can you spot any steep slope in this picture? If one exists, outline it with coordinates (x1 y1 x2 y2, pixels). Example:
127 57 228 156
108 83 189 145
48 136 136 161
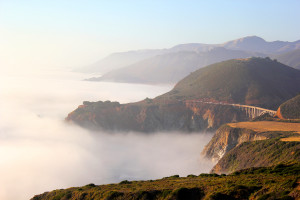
273 49 300 70
277 94 300 119
201 125 265 163
160 57 300 109
212 138 300 174
88 48 264 84
31 163 300 200
202 121 300 163
202 119 300 174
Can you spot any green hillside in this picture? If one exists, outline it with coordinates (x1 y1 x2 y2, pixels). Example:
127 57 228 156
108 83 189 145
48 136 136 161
31 163 300 200
160 57 300 109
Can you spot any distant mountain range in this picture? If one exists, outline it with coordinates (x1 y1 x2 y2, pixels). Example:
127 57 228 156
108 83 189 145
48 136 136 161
273 49 300 70
81 36 300 84
88 48 264 84
222 36 300 54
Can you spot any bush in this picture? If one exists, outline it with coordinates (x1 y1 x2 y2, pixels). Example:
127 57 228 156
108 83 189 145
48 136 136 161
199 173 219 177
85 183 96 187
105 191 124 200
119 180 131 184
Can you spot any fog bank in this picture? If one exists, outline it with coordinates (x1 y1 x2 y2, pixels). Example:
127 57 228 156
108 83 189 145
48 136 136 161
0 70 213 200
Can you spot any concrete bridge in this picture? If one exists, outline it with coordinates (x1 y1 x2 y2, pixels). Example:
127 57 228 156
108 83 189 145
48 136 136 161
185 100 277 119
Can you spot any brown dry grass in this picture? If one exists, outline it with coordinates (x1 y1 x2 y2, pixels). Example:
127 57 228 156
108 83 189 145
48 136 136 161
281 137 300 142
227 121 300 142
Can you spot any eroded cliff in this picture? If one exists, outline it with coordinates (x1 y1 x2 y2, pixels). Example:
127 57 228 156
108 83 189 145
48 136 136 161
201 125 267 163
66 100 250 132
211 138 300 174
202 121 300 174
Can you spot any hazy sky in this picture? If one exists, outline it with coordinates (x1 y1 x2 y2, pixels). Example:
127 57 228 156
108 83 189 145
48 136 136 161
0 0 300 69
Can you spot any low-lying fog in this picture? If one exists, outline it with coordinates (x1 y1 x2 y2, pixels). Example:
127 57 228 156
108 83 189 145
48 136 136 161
0 69 213 200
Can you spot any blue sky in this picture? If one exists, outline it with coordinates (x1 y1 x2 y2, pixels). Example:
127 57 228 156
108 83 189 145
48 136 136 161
0 0 300 68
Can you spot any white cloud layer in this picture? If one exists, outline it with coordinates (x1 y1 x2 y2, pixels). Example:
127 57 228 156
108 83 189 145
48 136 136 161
0 70 213 200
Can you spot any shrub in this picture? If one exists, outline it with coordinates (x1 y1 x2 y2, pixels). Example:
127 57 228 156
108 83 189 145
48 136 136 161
85 183 96 187
119 180 131 184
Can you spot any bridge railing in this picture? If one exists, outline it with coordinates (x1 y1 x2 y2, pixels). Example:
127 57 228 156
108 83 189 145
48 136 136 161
185 100 276 118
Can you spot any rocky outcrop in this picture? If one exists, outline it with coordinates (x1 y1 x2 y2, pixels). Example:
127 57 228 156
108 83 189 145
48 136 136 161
276 94 300 119
211 138 300 174
201 125 267 162
202 121 300 174
66 100 250 133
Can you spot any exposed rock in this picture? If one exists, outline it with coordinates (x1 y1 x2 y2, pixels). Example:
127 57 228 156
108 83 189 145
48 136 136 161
201 125 266 162
211 138 300 174
66 100 250 133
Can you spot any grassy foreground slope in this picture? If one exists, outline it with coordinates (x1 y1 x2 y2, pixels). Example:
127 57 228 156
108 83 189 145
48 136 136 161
31 163 299 200
159 57 300 109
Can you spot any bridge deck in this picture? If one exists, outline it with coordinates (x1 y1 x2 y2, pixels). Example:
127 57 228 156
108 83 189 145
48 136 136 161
185 100 277 117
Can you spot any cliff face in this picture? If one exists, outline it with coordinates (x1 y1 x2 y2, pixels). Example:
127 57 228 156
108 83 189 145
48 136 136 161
202 121 300 174
211 139 300 174
201 125 267 162
66 100 250 132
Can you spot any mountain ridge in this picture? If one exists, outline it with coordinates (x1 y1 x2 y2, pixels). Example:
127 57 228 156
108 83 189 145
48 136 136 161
80 36 300 74
273 49 300 70
88 48 265 84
